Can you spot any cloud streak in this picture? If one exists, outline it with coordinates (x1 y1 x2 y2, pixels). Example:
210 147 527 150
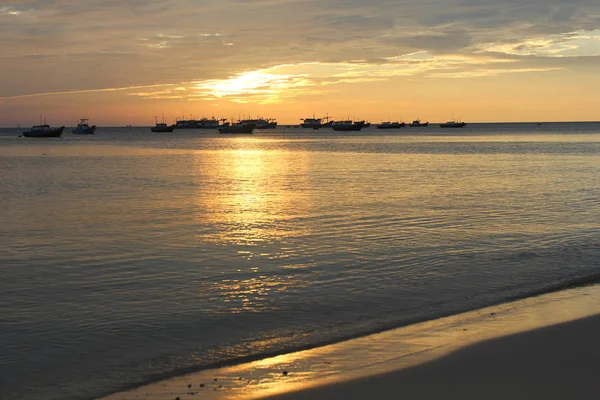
0 83 176 100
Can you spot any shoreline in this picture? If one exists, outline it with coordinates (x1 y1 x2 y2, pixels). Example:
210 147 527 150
94 273 600 398
99 283 600 400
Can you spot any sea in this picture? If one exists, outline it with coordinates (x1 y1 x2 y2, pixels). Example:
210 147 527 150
1 122 599 400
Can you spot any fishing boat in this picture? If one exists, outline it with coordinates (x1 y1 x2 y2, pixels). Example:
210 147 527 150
151 123 175 132
150 115 175 132
300 116 322 129
218 122 255 134
72 118 96 134
175 119 199 129
23 118 64 138
23 124 65 138
332 120 365 131
377 121 405 129
439 119 467 128
408 119 429 127
175 116 229 129
239 117 277 129
300 114 333 129
199 117 229 129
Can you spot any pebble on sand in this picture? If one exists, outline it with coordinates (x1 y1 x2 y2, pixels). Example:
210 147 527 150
283 371 288 376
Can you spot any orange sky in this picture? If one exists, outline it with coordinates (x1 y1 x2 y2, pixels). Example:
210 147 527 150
1 1 600 126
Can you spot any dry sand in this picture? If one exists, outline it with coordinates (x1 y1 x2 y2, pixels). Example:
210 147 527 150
266 314 600 400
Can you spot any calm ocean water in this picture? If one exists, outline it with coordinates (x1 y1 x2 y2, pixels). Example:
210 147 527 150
1 123 599 400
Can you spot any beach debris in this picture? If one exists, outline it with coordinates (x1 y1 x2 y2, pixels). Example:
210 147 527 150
282 370 288 376
214 378 218 382
490 312 496 316
199 384 204 388
188 384 192 388
219 385 223 388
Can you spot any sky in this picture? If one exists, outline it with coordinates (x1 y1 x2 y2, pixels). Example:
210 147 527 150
1 0 600 126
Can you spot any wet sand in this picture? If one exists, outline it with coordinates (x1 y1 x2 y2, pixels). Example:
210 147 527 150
99 284 600 400
266 314 600 400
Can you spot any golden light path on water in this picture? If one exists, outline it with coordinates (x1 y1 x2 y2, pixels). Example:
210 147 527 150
193 146 314 314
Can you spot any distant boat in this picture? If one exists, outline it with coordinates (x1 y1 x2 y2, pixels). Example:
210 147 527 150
408 119 429 127
239 117 277 129
175 116 229 129
300 114 334 129
332 120 365 131
150 115 175 132
23 124 65 138
151 123 175 132
218 122 255 134
199 117 229 129
300 116 323 129
377 121 405 129
23 117 64 137
72 118 96 134
439 120 467 128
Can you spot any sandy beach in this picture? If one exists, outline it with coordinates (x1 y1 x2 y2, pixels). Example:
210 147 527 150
267 314 600 400
100 284 600 400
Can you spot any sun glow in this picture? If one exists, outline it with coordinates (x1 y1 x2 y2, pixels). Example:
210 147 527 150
5 53 561 106
193 68 313 104
180 55 531 103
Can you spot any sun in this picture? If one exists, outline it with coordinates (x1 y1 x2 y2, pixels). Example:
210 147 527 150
211 71 272 97
192 66 313 104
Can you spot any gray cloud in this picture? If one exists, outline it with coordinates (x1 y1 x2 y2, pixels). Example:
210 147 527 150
2 0 600 98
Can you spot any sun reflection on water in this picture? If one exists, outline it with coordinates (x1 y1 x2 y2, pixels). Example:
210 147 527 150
193 146 311 247
207 275 298 314
192 145 313 312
